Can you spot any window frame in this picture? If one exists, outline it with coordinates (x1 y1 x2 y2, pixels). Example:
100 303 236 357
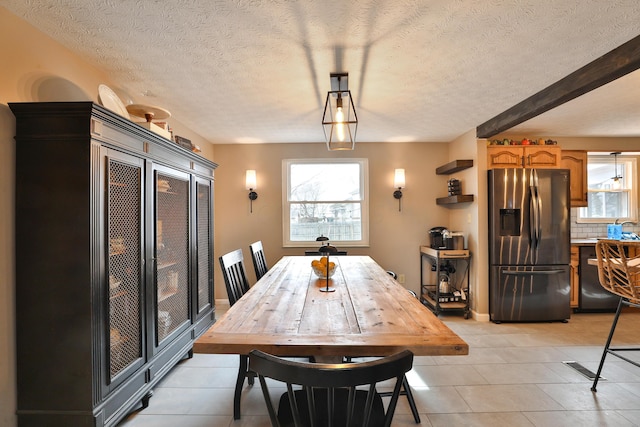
577 155 637 224
282 158 369 248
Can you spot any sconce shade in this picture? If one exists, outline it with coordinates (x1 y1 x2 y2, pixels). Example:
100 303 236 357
392 169 404 211
245 170 258 213
394 169 406 189
322 73 357 151
245 170 257 190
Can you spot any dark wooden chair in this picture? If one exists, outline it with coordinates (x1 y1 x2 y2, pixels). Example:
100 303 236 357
249 240 269 281
220 248 251 306
379 270 420 423
219 248 254 419
591 239 640 392
249 349 414 427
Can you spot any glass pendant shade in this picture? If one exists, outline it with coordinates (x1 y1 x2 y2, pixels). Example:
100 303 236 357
612 176 622 190
322 73 358 150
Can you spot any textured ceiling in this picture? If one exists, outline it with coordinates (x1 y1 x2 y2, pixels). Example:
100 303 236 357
3 0 640 144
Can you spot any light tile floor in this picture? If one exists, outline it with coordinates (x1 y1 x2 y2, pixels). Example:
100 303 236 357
119 308 640 427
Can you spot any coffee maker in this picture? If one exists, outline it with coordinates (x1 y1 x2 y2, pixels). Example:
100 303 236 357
429 226 448 249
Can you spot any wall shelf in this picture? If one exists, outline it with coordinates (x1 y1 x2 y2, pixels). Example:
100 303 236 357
435 160 474 205
436 195 474 205
435 159 473 175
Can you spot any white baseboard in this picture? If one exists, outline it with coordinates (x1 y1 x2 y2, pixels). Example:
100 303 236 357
471 311 490 322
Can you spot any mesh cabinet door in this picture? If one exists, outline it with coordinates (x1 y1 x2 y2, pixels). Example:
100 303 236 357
195 179 213 315
107 155 144 383
155 168 191 345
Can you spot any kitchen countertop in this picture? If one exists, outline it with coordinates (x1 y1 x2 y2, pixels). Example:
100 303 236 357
572 238 640 246
571 239 599 246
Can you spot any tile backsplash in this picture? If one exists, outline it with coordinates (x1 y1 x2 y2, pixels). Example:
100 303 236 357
570 208 639 239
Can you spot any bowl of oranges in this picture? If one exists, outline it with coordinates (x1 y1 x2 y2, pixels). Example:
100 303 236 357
311 256 336 278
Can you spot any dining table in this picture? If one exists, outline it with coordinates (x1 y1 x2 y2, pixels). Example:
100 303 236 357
194 255 469 418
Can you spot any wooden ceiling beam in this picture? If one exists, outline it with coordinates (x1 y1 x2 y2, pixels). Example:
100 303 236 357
477 34 640 139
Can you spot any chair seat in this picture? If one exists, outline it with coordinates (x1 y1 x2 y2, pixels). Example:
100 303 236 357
278 388 384 427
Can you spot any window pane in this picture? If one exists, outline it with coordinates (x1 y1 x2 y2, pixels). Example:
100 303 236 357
284 159 369 247
584 191 629 218
577 155 636 223
289 202 362 242
290 163 361 201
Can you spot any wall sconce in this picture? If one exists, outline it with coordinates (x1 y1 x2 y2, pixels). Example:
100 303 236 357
245 170 258 213
322 72 358 151
393 168 405 212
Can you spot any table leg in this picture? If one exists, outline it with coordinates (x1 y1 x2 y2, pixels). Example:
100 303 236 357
234 354 249 420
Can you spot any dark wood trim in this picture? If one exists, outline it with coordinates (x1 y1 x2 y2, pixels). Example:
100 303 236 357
435 159 473 175
436 195 474 205
477 34 640 138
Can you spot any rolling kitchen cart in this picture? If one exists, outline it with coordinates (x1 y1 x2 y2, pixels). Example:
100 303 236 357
420 246 471 318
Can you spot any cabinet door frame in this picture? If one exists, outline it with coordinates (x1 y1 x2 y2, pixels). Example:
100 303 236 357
487 145 561 169
487 146 524 168
149 163 193 355
100 146 147 394
524 146 561 168
192 176 214 320
561 150 588 207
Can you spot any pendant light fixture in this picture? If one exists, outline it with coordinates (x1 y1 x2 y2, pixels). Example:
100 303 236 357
322 72 357 150
611 152 622 190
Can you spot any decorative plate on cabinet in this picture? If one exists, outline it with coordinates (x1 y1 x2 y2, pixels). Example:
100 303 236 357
98 84 130 119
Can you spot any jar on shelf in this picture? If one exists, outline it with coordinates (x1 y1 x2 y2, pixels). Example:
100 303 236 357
448 179 461 196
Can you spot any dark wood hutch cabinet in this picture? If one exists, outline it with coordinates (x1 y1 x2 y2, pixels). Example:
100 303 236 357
11 102 217 427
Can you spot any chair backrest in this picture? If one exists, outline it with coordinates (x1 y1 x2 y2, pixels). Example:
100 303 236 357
596 240 640 301
249 240 268 281
249 349 414 427
219 249 251 306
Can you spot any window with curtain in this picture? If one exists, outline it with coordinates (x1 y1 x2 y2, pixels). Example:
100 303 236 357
577 154 637 223
283 159 369 247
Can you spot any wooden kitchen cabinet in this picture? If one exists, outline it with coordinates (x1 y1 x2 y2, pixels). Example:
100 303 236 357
570 245 580 308
12 102 217 427
487 145 561 169
561 150 588 207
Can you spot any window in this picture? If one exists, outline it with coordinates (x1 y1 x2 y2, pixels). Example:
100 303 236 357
283 159 369 247
577 154 637 223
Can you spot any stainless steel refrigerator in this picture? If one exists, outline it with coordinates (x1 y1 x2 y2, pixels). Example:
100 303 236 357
488 168 571 322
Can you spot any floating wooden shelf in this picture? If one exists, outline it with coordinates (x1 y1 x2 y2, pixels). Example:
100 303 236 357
436 159 473 175
436 195 474 205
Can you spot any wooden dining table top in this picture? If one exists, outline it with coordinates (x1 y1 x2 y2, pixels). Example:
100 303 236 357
194 255 468 358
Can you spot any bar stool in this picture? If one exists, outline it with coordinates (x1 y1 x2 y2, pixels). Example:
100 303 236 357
591 239 640 392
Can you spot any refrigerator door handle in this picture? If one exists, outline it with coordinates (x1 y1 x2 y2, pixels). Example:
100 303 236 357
534 169 543 252
529 185 539 251
502 269 565 276
528 170 542 258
